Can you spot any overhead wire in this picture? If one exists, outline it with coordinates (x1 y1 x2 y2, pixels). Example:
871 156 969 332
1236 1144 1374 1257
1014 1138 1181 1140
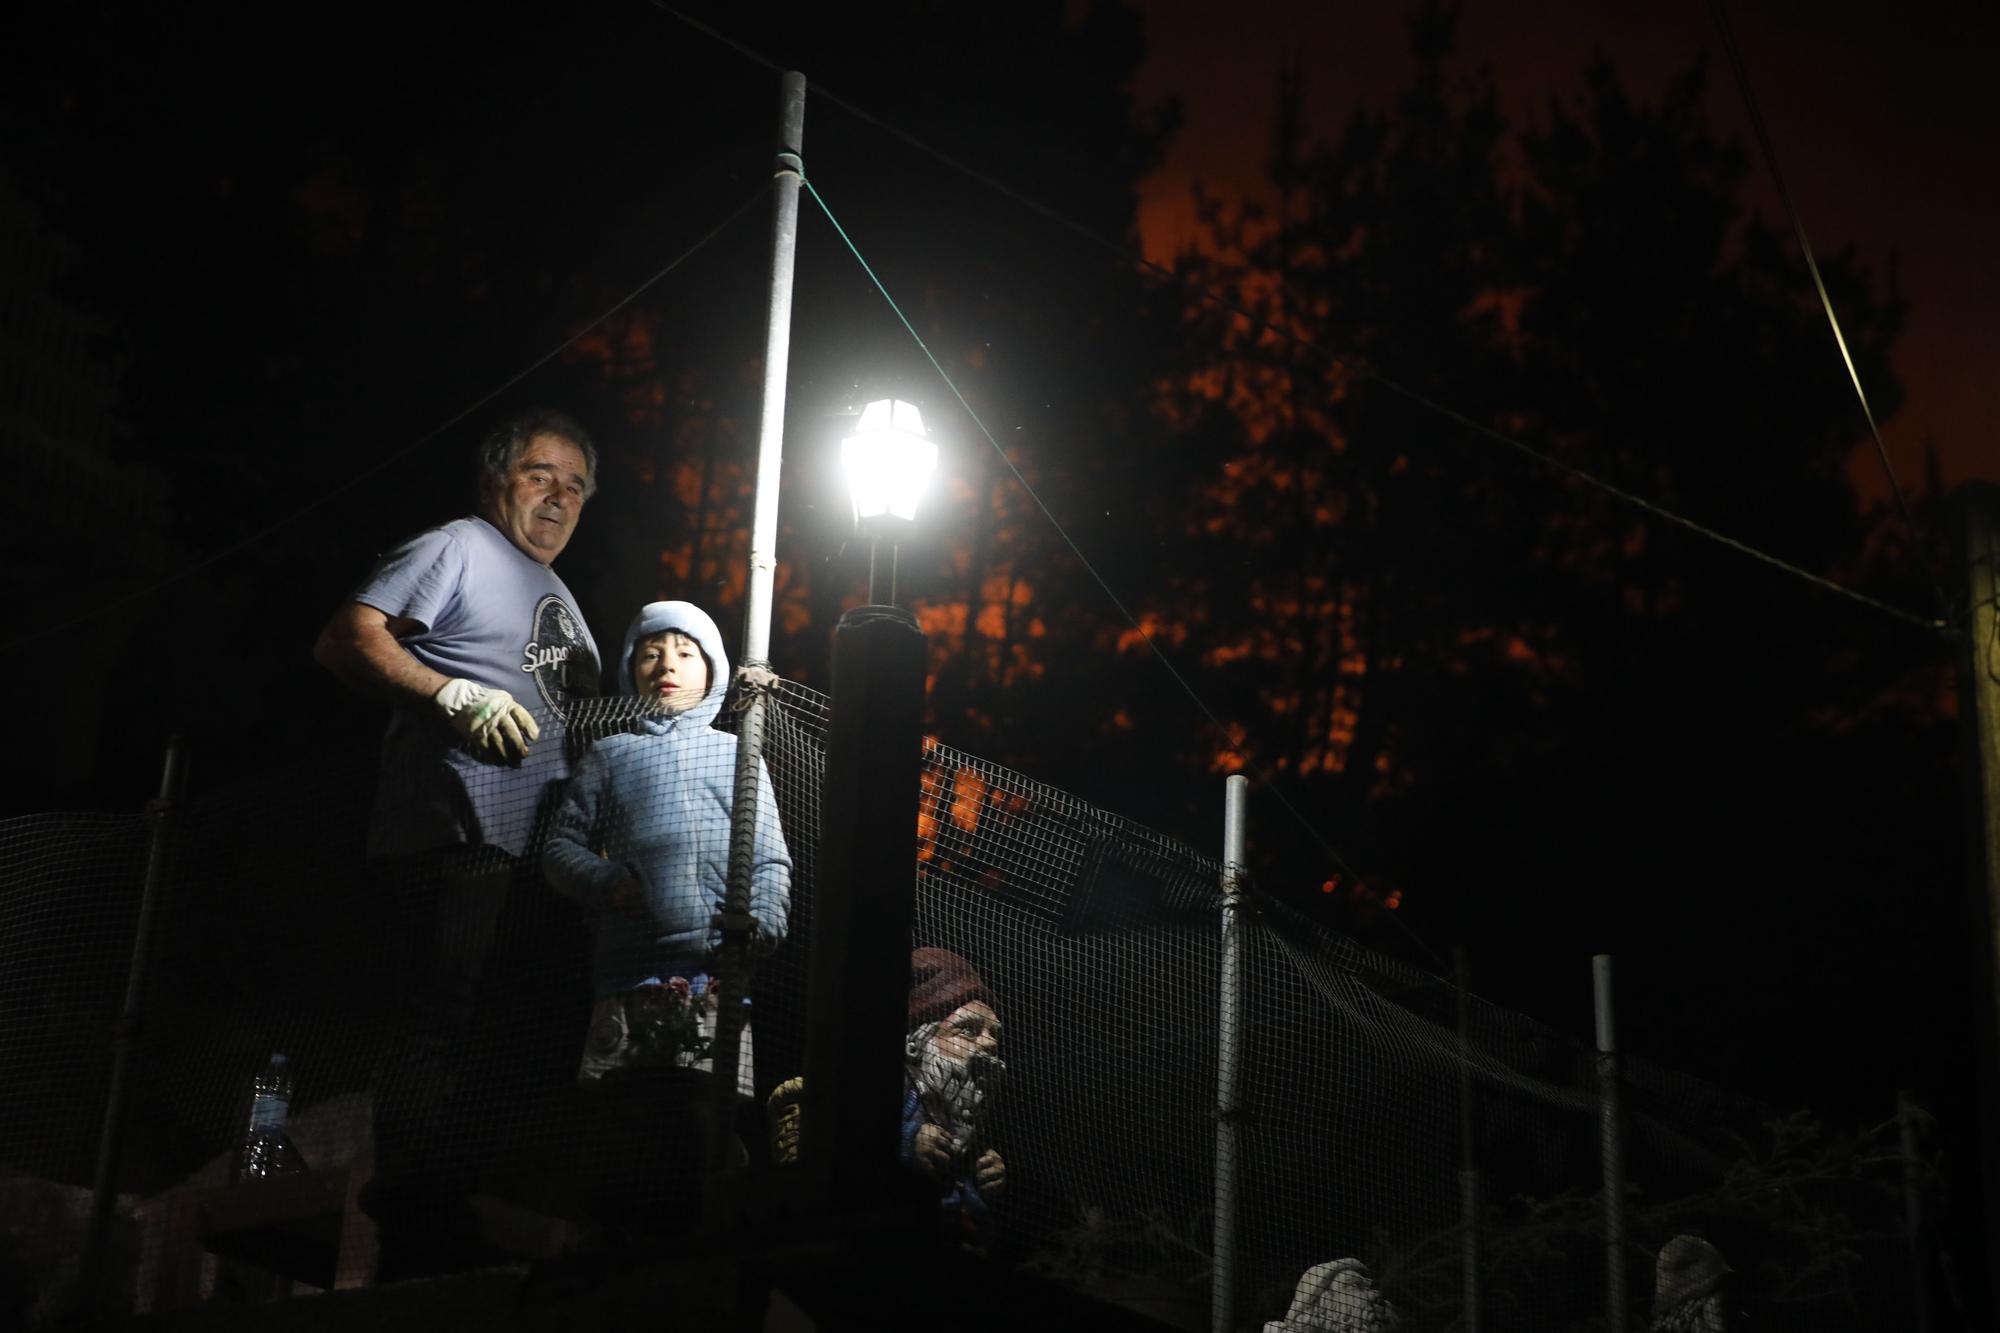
1362 379 1947 634
651 1 1955 968
648 0 1950 639
648 2 1156 272
1703 0 1951 627
804 176 1451 973
4 182 772 653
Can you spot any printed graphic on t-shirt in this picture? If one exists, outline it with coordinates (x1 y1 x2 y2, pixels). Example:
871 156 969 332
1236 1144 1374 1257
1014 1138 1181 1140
522 594 598 711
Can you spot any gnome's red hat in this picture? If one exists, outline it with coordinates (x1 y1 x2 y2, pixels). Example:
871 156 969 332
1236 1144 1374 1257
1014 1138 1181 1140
908 947 994 1028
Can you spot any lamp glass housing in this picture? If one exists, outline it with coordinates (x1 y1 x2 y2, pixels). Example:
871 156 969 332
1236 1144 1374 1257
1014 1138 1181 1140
841 399 936 526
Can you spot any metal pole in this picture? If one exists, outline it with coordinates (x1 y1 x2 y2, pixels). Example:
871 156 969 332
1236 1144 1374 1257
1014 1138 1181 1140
1594 954 1627 1333
1898 1091 1935 1333
1212 774 1249 1333
79 738 189 1308
1949 480 2000 1294
708 68 806 1227
1455 946 1481 1333
740 68 804 671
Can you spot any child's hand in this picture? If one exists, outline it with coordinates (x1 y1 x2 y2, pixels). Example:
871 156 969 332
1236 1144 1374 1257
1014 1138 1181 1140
607 872 651 922
974 1148 1006 1194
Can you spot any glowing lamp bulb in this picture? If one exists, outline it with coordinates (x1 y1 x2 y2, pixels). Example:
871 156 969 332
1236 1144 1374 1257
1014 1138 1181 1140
841 399 937 526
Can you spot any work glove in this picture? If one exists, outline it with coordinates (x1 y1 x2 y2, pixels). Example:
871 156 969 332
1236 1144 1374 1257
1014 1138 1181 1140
433 678 540 763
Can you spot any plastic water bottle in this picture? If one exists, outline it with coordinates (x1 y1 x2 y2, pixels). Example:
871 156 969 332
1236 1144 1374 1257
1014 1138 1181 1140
238 1052 305 1180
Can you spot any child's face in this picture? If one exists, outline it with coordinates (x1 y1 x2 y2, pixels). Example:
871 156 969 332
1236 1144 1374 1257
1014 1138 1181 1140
631 631 711 713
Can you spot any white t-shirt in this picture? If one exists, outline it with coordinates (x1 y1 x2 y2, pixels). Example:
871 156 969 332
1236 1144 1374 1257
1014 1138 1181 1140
354 515 600 859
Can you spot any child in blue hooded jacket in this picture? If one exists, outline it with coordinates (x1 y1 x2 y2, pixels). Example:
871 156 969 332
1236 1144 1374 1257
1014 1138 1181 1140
543 600 791 1086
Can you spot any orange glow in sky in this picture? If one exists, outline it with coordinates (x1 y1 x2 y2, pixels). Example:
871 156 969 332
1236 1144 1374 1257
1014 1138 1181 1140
1127 0 1996 496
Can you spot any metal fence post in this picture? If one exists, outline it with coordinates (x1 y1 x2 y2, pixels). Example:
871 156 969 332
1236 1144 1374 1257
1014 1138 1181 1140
1213 774 1249 1333
1949 480 2000 1295
708 66 807 1228
1594 954 1627 1333
1455 946 1481 1333
78 736 189 1309
1898 1091 1935 1333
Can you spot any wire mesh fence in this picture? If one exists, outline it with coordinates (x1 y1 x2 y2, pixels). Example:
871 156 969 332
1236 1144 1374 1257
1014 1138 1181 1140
0 676 1930 1329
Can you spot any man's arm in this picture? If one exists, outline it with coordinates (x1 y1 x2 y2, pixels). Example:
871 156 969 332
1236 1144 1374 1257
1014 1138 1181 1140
316 599 540 762
314 601 450 707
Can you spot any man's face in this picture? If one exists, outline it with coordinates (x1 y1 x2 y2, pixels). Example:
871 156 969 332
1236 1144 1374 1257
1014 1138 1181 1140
631 631 711 713
484 433 589 564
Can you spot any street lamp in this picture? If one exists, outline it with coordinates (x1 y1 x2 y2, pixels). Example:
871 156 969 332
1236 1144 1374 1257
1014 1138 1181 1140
841 398 937 604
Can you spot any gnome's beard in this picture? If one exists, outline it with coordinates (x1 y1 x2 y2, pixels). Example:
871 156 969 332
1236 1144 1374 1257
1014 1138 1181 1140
908 1023 1006 1158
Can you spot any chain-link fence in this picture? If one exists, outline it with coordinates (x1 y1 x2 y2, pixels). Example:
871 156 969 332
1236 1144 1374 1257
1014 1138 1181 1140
1 678 1932 1330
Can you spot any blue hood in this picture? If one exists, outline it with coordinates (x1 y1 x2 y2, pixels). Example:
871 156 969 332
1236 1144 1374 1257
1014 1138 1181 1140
615 600 729 730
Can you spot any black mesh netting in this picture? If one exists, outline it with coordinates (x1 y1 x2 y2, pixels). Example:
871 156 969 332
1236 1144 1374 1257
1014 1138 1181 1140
0 680 1921 1328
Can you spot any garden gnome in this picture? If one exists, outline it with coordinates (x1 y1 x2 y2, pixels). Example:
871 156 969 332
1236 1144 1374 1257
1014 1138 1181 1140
903 947 1007 1251
1263 1257 1399 1333
1649 1234 1730 1332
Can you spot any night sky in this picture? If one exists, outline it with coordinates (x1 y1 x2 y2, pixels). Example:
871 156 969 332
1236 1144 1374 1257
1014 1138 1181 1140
2 0 1993 1302
1134 0 1998 499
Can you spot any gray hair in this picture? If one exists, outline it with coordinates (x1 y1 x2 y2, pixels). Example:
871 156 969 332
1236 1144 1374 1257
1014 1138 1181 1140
475 409 599 504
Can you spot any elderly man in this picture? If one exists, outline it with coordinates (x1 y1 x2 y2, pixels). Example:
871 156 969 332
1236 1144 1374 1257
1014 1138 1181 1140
316 409 602 826
903 946 1008 1252
314 409 602 1263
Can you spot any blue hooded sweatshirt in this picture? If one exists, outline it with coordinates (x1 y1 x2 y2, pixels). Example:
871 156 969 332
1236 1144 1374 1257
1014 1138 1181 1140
542 600 792 996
